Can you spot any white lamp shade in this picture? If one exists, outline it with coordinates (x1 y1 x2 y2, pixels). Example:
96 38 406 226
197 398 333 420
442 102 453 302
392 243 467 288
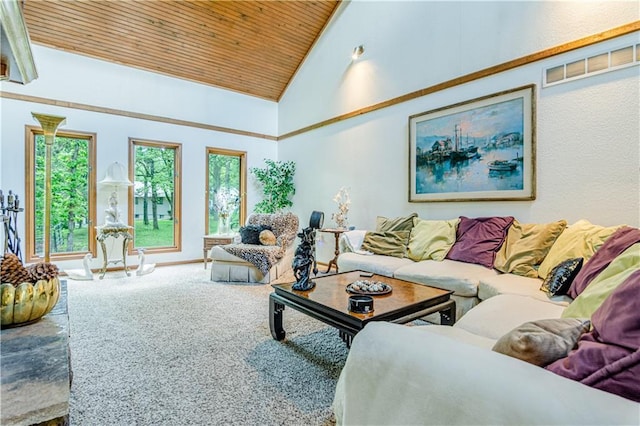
100 161 133 186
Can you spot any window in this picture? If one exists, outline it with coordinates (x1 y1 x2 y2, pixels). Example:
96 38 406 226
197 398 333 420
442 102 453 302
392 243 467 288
25 127 97 262
129 138 181 253
206 148 246 235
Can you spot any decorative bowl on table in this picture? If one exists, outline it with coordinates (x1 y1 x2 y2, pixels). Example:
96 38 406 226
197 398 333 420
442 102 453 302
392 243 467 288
1 254 61 328
346 279 392 295
1 277 61 328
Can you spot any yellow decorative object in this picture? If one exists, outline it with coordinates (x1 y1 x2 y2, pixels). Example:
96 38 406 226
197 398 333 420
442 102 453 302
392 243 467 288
562 243 640 319
407 218 460 262
494 219 567 278
0 277 60 328
537 220 622 279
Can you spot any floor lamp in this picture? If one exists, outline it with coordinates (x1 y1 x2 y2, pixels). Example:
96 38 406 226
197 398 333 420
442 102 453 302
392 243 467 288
32 113 66 263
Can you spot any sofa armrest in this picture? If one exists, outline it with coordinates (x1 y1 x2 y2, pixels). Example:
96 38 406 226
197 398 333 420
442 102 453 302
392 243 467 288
334 322 639 425
338 230 367 253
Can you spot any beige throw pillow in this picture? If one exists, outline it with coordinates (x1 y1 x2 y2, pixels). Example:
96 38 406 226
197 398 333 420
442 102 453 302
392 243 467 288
407 218 459 261
259 229 277 246
492 318 591 366
494 219 567 277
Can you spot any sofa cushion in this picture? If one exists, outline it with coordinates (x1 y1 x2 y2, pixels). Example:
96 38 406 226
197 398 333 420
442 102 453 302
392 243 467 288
259 229 277 246
540 258 583 296
376 213 418 232
454 294 566 340
407 218 459 262
494 219 567 278
337 252 413 278
240 224 272 245
394 259 497 297
562 243 640 319
361 231 410 258
492 318 590 366
416 324 496 350
446 216 514 269
546 269 640 403
568 226 640 298
247 212 299 248
537 220 621 279
478 273 572 306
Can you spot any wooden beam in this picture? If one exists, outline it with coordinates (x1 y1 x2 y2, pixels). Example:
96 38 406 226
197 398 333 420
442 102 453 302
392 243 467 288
0 91 278 141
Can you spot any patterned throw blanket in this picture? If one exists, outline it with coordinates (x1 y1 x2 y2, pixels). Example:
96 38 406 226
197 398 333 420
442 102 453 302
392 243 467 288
222 244 285 275
221 213 299 275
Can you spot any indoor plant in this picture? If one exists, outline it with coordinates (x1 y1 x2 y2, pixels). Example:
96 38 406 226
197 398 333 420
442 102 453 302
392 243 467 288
250 159 296 213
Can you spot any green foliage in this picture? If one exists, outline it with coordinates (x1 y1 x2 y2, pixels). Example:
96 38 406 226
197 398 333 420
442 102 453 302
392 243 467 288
134 219 175 248
134 144 176 235
208 153 241 233
34 135 90 254
250 159 296 213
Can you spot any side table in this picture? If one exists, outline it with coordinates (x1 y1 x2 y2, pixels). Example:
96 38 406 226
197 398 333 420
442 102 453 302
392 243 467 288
1 281 71 425
203 234 234 269
96 225 133 279
320 228 346 273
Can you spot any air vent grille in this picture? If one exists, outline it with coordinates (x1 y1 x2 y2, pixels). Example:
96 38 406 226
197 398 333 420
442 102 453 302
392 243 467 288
543 44 639 87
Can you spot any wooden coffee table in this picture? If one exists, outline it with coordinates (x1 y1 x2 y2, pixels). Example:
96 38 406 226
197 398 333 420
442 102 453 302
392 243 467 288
269 271 455 347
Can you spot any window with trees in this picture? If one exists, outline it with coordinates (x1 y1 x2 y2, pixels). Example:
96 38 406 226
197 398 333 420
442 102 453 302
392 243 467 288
25 127 97 262
129 139 182 253
206 148 246 235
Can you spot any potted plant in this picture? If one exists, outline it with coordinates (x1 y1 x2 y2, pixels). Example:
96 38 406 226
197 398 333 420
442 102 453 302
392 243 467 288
250 159 296 213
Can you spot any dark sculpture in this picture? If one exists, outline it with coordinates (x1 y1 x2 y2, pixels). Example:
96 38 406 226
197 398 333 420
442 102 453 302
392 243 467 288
292 227 317 291
292 211 324 291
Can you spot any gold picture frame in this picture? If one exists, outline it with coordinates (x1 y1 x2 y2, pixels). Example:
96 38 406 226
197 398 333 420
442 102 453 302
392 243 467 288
409 85 536 202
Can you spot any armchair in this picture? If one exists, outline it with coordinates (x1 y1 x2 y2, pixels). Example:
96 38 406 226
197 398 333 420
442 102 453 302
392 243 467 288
209 212 299 284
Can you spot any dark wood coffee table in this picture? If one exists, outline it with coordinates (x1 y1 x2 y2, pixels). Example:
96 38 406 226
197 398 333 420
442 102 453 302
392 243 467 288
269 271 455 347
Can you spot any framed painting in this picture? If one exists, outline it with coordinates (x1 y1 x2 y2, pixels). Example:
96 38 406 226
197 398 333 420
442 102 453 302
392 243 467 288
409 85 536 202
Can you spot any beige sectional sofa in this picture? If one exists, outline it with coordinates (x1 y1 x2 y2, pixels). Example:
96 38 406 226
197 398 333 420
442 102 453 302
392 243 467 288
333 216 640 424
338 233 571 321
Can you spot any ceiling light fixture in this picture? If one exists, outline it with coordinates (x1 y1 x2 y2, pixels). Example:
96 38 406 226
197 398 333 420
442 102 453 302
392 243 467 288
351 45 365 60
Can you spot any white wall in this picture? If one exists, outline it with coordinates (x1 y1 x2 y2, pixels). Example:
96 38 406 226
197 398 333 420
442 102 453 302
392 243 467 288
278 1 640 263
2 3 639 270
1 45 278 270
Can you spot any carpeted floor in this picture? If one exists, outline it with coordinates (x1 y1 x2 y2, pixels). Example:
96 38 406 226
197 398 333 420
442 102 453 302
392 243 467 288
67 263 348 425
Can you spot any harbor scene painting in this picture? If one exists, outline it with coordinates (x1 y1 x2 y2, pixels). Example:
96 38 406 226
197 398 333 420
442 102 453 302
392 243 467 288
409 85 535 202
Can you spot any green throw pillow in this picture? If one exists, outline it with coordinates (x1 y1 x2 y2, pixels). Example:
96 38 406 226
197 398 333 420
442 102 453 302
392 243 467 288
562 243 640 319
376 213 418 233
407 218 459 261
361 231 410 258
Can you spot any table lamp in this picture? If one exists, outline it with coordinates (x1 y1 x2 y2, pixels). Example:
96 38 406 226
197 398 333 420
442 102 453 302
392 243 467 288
99 162 133 228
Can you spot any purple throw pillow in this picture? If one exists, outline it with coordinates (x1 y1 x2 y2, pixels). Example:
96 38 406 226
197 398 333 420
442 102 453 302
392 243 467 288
446 216 514 269
568 226 640 298
546 269 640 402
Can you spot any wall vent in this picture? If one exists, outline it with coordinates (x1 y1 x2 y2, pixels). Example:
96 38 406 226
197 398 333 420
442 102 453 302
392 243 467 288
543 43 639 87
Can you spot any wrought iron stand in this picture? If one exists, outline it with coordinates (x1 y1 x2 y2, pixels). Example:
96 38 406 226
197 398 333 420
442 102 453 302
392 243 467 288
1 190 24 261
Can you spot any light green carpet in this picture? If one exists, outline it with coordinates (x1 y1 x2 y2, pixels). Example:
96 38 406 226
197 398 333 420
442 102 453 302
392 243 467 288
67 264 348 425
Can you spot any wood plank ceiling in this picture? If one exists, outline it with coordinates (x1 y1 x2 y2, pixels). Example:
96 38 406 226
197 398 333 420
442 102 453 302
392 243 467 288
22 0 340 101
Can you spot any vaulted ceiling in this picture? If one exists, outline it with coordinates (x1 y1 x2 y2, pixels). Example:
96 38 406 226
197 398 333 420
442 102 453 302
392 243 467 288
22 0 340 101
